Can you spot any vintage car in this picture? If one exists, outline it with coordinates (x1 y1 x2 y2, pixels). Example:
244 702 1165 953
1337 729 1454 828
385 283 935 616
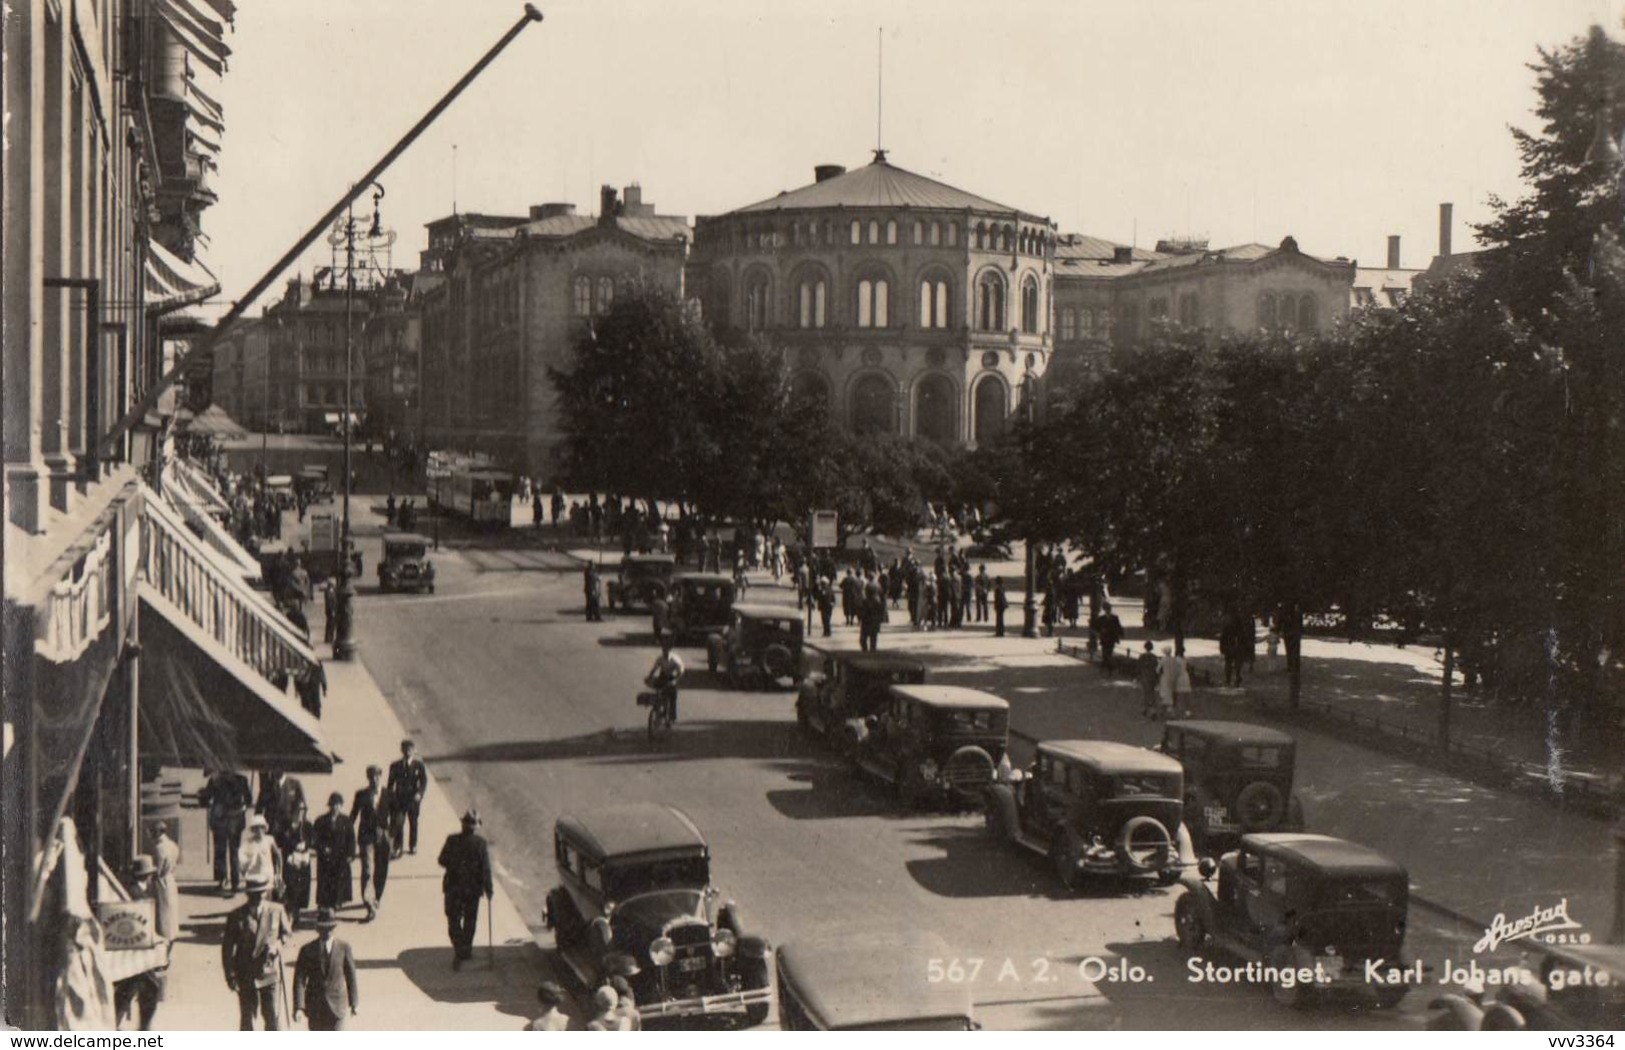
607 553 678 612
776 929 977 1030
706 604 805 688
849 685 1009 808
542 803 773 1026
986 740 1192 887
1173 832 1411 1010
1160 720 1304 855
796 652 927 746
1428 944 1625 1030
668 573 737 642
295 464 333 503
376 532 435 594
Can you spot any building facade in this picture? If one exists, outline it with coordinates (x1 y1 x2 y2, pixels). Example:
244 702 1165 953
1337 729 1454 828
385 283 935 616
687 153 1057 447
416 185 689 479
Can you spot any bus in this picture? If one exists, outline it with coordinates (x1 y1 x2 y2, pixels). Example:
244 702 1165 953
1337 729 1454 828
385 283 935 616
428 453 517 525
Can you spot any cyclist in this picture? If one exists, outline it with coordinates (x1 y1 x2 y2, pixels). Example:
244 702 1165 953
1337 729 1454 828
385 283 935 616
644 642 685 723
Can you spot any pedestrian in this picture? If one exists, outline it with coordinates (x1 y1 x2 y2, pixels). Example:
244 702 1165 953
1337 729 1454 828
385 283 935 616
584 564 603 622
650 593 671 647
1093 603 1125 672
112 856 168 1030
959 565 974 625
532 490 543 530
550 486 565 526
292 909 358 1031
255 768 306 840
609 976 641 1030
351 765 393 922
816 577 835 638
1265 622 1282 673
237 814 282 898
437 809 494 969
920 575 937 632
387 739 429 856
975 565 990 622
322 581 336 644
1137 641 1160 717
201 768 252 893
585 985 620 1031
993 578 1009 637
276 802 315 926
840 570 858 626
149 821 181 942
1041 582 1057 637
523 981 571 1031
221 876 292 1030
858 584 882 652
311 792 355 912
1156 645 1193 719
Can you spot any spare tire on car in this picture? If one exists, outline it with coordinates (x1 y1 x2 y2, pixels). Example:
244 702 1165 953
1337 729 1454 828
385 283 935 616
761 642 795 683
1235 781 1286 831
1118 815 1173 872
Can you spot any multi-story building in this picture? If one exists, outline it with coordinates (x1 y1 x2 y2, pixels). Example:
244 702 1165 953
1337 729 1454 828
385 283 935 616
259 273 390 432
211 318 270 428
416 184 689 478
687 152 1057 447
361 274 424 445
5 0 334 1030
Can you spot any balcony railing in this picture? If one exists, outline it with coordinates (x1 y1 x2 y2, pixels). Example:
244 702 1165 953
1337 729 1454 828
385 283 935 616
141 493 318 686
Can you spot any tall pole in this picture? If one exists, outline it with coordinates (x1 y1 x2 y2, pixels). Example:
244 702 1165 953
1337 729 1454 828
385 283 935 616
334 206 360 661
1020 376 1038 638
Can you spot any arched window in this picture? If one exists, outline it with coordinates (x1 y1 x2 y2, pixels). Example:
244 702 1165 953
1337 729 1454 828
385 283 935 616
973 375 1008 445
868 220 880 244
918 277 950 329
1258 292 1277 329
790 224 801 247
947 222 959 246
745 274 771 331
1079 308 1096 339
929 221 941 246
886 220 898 245
976 272 1006 331
850 373 896 434
975 223 987 250
850 220 862 245
798 278 827 328
1020 275 1040 334
856 277 890 328
1298 294 1318 332
913 221 924 245
1060 308 1076 341
572 276 592 316
595 277 615 314
915 374 957 445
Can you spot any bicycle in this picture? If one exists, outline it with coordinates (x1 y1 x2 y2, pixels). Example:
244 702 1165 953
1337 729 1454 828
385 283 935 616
639 686 677 740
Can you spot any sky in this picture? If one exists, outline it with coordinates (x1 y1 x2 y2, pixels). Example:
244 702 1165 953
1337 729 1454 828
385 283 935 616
204 0 1625 317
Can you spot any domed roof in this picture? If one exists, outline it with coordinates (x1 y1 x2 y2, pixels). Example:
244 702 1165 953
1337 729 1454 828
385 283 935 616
732 152 1041 220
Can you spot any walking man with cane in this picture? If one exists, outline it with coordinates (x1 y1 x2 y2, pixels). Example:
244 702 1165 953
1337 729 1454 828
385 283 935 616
222 875 292 1029
437 808 493 969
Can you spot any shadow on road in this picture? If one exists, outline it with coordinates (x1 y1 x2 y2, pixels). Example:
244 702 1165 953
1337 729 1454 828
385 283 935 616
427 719 808 767
384 943 546 1021
761 763 904 820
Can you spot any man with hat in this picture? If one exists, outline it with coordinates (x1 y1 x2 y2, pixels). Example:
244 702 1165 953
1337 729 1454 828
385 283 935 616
221 875 292 1029
436 809 492 968
199 768 252 893
351 765 393 922
522 981 569 1031
112 856 168 1030
386 739 429 857
311 792 356 912
292 909 358 1031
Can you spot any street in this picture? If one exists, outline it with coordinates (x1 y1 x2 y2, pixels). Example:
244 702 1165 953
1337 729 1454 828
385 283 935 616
352 523 1484 1030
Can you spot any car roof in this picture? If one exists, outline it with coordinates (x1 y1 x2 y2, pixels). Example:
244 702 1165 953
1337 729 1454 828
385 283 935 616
1038 739 1184 775
776 929 973 1029
734 603 800 620
840 652 926 674
889 684 1008 711
623 553 676 565
381 532 430 544
266 475 293 485
555 804 707 862
1168 720 1295 747
1241 833 1407 877
675 573 734 586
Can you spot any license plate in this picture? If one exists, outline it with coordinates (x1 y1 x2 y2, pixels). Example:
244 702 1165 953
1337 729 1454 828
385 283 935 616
678 956 707 973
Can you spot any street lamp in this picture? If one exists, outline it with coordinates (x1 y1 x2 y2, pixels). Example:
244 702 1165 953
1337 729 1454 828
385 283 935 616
1019 373 1039 639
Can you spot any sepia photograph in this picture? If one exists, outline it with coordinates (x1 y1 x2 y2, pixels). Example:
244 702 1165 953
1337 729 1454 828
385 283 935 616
3 0 1624 1036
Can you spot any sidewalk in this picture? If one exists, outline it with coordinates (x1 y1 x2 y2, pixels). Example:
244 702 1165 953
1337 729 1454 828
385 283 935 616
158 650 545 1030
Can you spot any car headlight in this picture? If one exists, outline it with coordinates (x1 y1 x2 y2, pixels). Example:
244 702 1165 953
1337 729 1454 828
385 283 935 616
649 937 676 966
711 927 737 958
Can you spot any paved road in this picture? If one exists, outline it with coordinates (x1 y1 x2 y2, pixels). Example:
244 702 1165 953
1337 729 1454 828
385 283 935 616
351 539 1483 1030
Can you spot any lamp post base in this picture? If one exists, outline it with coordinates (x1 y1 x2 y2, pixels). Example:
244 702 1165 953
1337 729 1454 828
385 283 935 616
333 550 361 661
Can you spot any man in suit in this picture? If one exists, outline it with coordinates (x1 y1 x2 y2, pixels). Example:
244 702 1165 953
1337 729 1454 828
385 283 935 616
351 765 392 922
386 739 429 857
292 909 358 1030
311 792 355 912
200 769 252 893
437 809 493 969
221 876 292 1030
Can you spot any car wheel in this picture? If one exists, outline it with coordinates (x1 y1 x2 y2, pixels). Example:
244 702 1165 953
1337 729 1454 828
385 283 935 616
738 954 773 1027
761 643 794 684
1173 893 1206 953
1118 815 1174 873
1236 781 1287 831
1268 945 1312 1009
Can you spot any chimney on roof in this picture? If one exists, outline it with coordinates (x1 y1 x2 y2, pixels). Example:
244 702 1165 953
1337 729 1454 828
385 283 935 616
814 164 846 183
621 183 654 218
599 185 619 226
1387 235 1401 269
531 203 576 221
1438 203 1453 258
1111 246 1134 264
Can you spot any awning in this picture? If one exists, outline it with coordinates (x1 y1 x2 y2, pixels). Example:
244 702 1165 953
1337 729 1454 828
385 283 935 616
145 240 219 316
137 584 336 774
174 404 248 440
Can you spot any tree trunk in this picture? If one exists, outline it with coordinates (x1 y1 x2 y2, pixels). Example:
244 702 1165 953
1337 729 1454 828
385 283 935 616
1439 642 1454 751
1281 604 1304 709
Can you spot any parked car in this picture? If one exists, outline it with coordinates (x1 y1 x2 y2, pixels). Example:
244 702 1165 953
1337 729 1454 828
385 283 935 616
295 464 333 503
542 803 774 1026
1428 944 1625 1030
796 652 927 746
776 929 977 1030
1172 832 1411 1010
849 685 1009 808
607 553 677 612
986 740 1191 888
1159 720 1304 855
706 604 805 688
668 573 737 642
376 532 435 594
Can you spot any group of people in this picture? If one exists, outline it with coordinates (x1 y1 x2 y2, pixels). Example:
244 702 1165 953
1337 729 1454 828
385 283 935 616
382 494 422 531
789 544 1011 643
